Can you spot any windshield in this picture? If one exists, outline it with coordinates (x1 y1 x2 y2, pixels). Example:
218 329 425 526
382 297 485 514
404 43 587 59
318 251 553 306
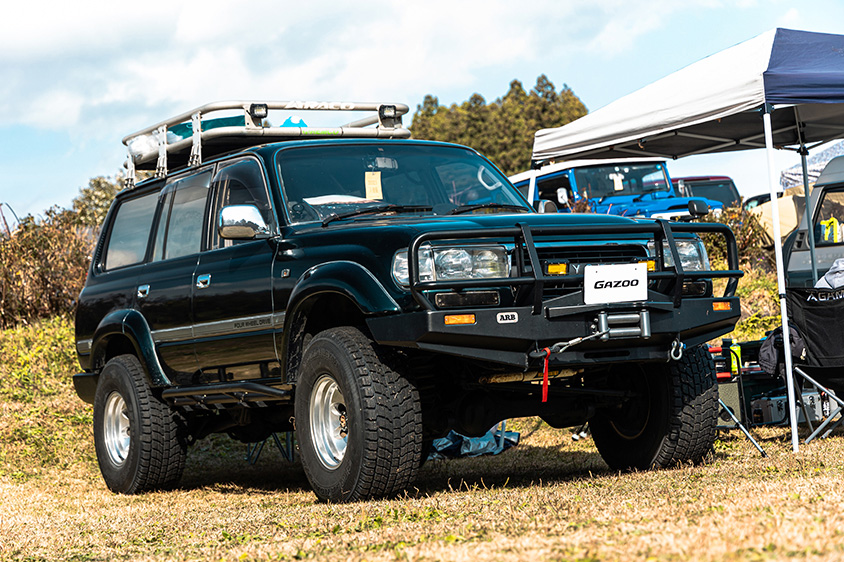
276 144 529 224
682 180 739 207
573 163 670 200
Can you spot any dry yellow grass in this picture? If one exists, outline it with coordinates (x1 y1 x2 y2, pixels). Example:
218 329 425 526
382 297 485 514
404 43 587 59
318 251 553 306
2 418 844 561
3 317 844 561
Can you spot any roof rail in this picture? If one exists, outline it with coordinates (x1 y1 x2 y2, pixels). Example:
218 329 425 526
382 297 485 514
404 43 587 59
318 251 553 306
122 100 411 186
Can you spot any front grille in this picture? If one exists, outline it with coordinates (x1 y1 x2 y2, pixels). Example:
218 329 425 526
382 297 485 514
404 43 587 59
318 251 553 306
532 244 650 298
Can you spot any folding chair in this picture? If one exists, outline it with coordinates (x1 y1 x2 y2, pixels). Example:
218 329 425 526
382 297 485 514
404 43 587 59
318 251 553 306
775 288 844 443
709 342 767 456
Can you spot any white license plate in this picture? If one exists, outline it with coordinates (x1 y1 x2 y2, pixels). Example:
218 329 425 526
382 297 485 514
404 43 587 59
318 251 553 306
583 263 647 304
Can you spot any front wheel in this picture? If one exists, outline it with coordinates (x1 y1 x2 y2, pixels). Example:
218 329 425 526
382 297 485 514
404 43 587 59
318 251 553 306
93 354 187 493
590 344 718 470
295 327 422 502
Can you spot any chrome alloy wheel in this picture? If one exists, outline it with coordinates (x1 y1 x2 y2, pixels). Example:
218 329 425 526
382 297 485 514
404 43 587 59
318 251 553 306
309 374 348 470
103 391 131 466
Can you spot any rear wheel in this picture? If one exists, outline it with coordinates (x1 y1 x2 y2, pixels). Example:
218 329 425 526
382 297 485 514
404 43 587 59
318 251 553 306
590 344 718 470
93 354 187 493
295 327 422 502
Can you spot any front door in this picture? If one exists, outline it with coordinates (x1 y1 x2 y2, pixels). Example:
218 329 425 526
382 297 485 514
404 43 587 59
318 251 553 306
192 158 279 382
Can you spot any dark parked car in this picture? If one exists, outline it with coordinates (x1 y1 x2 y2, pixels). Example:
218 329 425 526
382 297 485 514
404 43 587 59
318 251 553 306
673 176 741 208
74 101 742 502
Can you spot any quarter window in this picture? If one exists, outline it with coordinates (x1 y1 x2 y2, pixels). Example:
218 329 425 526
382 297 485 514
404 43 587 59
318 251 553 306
103 191 159 270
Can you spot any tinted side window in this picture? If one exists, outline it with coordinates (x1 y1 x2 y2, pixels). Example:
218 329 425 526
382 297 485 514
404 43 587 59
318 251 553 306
210 159 273 249
103 191 159 270
151 170 212 261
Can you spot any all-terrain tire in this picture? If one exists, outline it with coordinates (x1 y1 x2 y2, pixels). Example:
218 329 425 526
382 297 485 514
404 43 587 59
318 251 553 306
590 344 718 470
295 327 423 502
93 354 187 493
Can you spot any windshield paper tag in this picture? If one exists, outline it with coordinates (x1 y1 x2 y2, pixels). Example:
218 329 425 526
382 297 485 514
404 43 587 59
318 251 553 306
365 171 383 200
609 172 624 191
583 263 647 304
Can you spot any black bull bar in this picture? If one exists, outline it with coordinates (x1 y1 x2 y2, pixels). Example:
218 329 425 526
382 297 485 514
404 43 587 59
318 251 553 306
406 219 742 313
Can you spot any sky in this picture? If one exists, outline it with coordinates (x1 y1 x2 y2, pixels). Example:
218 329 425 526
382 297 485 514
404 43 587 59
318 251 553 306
2 0 844 224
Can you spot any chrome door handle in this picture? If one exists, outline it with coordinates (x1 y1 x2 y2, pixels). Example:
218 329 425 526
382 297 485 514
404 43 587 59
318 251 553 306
196 274 211 289
137 285 150 298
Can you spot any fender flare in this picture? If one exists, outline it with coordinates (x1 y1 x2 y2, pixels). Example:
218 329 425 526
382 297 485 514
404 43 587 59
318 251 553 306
91 309 171 386
279 261 401 382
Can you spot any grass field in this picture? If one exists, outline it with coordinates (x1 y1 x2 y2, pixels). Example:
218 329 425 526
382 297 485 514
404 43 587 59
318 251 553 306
3 317 844 561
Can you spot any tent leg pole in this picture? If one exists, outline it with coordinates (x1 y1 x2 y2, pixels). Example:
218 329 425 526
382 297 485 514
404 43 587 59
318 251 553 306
763 106 800 453
800 146 819 284
719 399 767 457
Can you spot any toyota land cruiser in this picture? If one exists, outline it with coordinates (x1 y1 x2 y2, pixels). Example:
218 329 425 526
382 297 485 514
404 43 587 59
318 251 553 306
74 101 742 502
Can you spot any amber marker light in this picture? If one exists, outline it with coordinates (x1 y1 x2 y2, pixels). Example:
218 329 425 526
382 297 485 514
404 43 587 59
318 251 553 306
547 263 568 275
712 302 731 311
639 259 656 272
444 314 476 325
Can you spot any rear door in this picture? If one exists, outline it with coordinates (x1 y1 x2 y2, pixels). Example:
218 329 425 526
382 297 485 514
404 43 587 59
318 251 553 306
136 168 212 383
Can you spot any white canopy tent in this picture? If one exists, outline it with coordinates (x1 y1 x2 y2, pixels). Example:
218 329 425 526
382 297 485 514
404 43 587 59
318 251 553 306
533 28 844 452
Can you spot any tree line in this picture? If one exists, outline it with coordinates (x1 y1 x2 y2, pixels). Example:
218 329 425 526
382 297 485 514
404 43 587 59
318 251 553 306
410 74 587 176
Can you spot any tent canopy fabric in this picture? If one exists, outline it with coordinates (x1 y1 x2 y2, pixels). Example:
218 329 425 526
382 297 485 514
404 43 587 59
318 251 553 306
533 28 844 164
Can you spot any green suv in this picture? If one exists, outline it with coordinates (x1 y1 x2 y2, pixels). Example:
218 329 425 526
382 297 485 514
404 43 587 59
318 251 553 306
74 101 742 502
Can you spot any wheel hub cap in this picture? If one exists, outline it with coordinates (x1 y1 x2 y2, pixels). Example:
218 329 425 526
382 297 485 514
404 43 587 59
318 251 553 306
309 375 348 470
103 391 131 466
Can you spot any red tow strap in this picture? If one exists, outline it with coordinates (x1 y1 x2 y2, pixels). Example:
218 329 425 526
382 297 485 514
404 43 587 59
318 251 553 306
542 347 551 403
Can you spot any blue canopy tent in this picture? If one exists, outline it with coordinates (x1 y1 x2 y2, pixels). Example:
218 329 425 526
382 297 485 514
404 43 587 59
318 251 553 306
532 29 844 451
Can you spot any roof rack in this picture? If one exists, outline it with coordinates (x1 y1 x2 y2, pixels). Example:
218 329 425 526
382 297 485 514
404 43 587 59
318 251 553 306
122 100 411 186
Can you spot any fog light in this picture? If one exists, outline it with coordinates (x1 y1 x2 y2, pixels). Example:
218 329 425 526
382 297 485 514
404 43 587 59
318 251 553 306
639 259 656 272
379 104 397 120
435 291 500 308
249 103 269 119
681 280 710 297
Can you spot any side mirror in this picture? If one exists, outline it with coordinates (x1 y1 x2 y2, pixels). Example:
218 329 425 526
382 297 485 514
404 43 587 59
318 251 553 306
556 188 570 206
218 205 271 240
533 200 558 214
688 199 710 218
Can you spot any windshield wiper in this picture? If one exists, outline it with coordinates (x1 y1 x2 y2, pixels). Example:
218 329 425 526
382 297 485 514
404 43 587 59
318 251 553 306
321 204 432 226
448 203 530 215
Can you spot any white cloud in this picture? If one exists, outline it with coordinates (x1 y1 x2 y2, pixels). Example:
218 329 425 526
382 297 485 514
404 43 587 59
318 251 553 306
25 90 86 128
777 7 802 28
3 3 837 144
2 1 559 132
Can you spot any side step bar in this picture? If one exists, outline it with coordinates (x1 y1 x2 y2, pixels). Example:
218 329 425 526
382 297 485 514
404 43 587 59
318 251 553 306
162 382 292 409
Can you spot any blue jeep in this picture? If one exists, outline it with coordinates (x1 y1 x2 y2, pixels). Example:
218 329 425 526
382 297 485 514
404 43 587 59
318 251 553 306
510 159 723 218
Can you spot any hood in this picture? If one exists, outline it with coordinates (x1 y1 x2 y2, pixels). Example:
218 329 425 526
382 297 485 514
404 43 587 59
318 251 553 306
593 194 723 218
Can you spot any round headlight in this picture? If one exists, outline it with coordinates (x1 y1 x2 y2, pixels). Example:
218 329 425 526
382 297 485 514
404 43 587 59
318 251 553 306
434 249 473 279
